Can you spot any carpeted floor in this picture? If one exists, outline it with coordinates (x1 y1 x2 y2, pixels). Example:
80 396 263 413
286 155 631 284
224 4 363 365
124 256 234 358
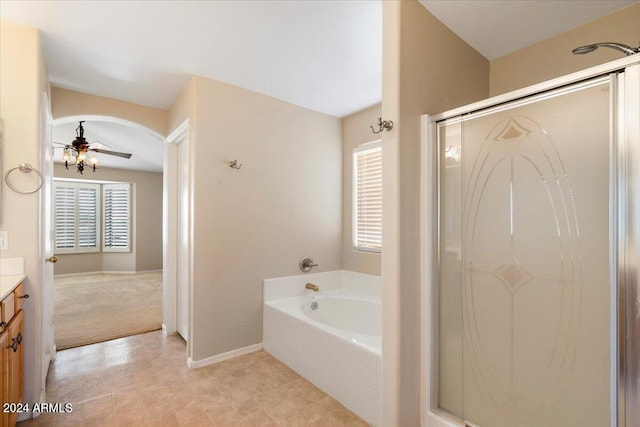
54 271 162 350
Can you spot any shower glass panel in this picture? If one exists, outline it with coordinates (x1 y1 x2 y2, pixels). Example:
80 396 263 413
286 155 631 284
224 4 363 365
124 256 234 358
437 76 614 427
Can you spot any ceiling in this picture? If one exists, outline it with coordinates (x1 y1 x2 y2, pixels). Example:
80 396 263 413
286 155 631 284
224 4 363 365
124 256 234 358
1 1 635 119
53 120 164 173
0 0 382 118
2 0 636 172
419 0 636 60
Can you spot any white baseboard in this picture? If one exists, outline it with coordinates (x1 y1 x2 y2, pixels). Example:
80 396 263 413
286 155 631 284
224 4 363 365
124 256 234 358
102 269 162 274
54 271 105 277
54 269 162 278
187 343 262 369
162 323 178 335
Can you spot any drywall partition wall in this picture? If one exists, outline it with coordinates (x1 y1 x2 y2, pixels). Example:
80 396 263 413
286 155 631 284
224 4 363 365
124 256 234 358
168 77 196 133
52 164 163 274
51 87 168 137
490 2 640 96
0 18 50 412
342 104 382 276
188 75 342 362
381 1 489 425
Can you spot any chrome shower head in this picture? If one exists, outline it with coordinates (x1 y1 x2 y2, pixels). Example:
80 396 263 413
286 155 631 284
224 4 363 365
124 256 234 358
572 42 640 56
572 45 599 55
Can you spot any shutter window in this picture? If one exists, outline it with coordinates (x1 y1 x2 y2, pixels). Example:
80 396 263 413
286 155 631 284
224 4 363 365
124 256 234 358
103 183 131 252
78 187 98 247
54 185 76 249
353 141 382 253
53 181 100 253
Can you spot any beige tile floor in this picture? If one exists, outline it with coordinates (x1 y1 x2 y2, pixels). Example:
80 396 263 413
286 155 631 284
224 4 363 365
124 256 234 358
18 331 368 427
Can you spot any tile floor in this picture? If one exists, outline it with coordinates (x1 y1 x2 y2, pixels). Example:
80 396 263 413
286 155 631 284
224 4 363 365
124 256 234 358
18 331 368 427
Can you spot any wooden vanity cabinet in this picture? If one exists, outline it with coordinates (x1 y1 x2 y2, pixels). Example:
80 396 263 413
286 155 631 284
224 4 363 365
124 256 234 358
0 331 8 427
0 283 25 427
6 310 23 427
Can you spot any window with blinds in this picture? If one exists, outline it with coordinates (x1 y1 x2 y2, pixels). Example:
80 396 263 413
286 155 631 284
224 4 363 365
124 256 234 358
54 181 101 253
353 141 382 253
103 183 131 252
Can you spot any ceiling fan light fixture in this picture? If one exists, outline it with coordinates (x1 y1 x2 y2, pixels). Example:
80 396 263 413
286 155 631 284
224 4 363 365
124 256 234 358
59 121 132 174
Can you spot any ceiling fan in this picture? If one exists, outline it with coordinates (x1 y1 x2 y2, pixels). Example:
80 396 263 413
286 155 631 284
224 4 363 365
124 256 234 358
54 121 132 174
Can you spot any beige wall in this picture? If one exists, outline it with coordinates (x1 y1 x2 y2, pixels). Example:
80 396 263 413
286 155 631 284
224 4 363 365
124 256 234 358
381 1 490 424
342 104 382 275
168 78 196 134
490 2 640 96
52 164 163 274
51 87 168 137
0 18 50 409
168 75 342 362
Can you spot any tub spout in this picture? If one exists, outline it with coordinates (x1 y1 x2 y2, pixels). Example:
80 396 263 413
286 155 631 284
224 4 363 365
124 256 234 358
305 283 319 292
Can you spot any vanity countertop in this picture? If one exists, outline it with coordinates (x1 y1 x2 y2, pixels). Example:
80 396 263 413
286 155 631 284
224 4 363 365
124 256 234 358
0 275 25 301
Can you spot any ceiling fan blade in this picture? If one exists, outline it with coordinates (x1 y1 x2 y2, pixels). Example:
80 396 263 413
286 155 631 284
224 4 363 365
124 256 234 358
53 141 69 146
89 140 113 150
89 148 132 159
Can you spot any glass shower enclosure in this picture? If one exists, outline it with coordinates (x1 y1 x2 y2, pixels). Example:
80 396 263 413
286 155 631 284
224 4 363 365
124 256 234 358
424 59 639 427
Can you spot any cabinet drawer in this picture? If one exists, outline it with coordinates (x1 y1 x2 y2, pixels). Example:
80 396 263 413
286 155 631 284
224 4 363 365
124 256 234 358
1 294 15 329
14 283 26 311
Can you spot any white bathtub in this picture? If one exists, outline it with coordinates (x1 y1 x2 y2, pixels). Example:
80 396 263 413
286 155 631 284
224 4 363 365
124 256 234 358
263 270 381 426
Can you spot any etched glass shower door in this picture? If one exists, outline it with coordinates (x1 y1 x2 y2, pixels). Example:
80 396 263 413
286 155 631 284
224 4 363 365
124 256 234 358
437 76 614 427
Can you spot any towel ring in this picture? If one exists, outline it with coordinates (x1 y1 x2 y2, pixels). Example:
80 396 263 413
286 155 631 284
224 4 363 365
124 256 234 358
4 163 43 194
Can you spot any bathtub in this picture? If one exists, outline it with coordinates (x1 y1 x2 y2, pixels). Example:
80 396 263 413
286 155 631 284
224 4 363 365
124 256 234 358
263 270 381 426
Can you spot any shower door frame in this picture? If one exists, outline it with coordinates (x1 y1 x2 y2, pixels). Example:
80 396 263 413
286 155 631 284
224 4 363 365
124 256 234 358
420 54 640 427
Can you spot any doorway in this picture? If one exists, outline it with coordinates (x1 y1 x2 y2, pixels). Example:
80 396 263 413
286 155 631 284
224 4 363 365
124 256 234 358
162 119 192 351
176 127 190 341
50 117 165 349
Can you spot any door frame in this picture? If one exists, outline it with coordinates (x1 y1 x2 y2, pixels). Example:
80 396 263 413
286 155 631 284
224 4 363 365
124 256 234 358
163 119 193 356
39 90 54 410
420 55 640 427
46 114 173 349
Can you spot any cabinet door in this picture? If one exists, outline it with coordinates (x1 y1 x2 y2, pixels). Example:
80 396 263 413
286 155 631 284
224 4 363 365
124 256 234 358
0 331 8 427
6 310 23 427
13 285 25 312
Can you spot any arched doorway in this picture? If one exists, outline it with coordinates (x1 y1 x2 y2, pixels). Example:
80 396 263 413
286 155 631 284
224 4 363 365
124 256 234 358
49 116 165 349
45 115 190 358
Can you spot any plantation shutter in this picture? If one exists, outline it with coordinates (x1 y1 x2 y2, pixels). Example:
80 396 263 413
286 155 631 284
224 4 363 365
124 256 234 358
54 184 76 250
53 181 100 253
78 187 99 247
103 183 131 252
353 141 382 252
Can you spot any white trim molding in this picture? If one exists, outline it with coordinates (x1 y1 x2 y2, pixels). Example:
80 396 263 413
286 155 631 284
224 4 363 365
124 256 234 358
187 343 263 369
162 118 194 361
53 269 162 278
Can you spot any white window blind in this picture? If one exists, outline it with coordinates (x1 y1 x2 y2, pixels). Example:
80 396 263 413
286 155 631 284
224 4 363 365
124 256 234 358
103 183 131 252
78 187 99 248
353 141 382 253
54 181 100 253
54 185 76 249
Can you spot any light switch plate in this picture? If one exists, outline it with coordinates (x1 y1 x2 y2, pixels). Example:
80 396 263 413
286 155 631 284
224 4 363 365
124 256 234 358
0 231 8 250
